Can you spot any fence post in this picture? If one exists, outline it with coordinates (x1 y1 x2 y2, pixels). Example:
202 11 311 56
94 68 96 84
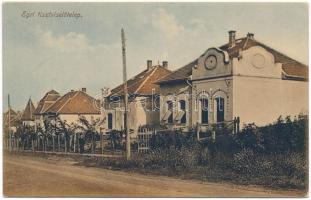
65 134 67 153
52 136 55 152
32 139 34 152
58 134 60 152
101 132 103 155
237 117 240 133
233 117 236 134
73 133 76 153
196 123 200 141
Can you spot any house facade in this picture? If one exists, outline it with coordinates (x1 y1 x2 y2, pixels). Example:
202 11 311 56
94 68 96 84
102 60 171 136
156 31 308 128
43 88 101 127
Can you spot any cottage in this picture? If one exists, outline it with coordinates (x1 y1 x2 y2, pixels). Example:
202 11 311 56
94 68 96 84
156 31 308 128
43 88 101 126
21 98 36 126
34 89 61 128
102 61 171 136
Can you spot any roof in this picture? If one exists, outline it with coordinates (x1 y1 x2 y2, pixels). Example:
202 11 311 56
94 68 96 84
34 90 61 115
21 99 35 121
110 65 172 96
156 60 197 84
3 108 20 126
219 37 308 79
157 36 308 84
44 90 100 115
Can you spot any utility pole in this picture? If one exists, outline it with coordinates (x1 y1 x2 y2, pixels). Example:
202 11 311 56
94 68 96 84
121 28 130 160
8 94 11 151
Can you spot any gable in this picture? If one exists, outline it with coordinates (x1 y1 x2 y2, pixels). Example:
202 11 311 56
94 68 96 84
192 48 231 81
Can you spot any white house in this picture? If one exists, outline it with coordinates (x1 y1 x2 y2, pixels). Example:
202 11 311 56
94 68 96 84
156 31 308 128
102 60 171 136
43 88 101 127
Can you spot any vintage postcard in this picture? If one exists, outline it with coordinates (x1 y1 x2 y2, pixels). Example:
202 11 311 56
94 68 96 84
2 2 309 197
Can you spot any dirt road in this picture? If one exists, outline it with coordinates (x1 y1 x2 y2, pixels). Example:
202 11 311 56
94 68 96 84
3 154 305 197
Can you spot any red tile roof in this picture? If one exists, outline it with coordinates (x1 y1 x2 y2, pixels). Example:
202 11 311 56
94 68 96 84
21 99 35 121
219 37 308 79
34 90 61 115
110 65 172 96
44 90 100 115
157 37 308 83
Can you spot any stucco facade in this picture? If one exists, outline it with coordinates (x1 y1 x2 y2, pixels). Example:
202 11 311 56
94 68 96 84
157 31 308 129
102 63 171 136
103 96 159 135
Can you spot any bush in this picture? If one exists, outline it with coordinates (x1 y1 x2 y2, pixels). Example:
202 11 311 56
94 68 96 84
80 116 307 190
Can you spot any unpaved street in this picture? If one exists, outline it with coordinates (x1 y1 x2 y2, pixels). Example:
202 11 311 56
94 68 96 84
3 154 305 197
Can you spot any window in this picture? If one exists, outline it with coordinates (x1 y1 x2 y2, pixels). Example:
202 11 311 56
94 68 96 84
163 101 173 124
176 100 186 124
108 113 113 129
167 101 173 123
201 99 209 123
215 97 224 122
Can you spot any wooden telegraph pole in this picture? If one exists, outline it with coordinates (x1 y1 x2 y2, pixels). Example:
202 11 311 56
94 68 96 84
121 28 131 160
8 94 11 151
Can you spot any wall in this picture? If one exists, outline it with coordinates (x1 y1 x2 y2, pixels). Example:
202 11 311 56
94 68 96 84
232 76 308 126
192 48 230 80
159 82 191 127
58 114 101 125
102 96 159 136
191 77 233 126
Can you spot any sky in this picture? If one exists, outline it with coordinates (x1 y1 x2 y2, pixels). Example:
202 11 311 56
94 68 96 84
3 2 309 111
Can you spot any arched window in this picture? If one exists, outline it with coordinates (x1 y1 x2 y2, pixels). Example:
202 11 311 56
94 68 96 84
215 97 224 122
108 113 113 129
201 98 209 124
163 100 173 124
176 100 186 124
167 101 173 123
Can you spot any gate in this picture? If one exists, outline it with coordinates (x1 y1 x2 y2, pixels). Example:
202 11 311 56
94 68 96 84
137 127 155 153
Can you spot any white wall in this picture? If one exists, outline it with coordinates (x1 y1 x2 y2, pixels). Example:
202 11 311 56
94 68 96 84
191 78 233 126
233 76 308 126
59 114 101 125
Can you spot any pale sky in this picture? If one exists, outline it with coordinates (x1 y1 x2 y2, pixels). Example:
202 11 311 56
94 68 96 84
3 2 309 111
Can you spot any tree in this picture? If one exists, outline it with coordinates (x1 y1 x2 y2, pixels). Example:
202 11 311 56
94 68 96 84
77 116 105 154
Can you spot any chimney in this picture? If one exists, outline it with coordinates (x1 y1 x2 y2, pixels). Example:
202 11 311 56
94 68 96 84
147 60 152 70
81 88 86 92
162 61 168 69
247 32 254 40
70 89 75 92
228 30 236 48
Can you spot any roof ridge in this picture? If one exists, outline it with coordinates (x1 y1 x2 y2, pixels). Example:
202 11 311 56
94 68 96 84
250 39 307 67
111 67 156 96
134 66 158 94
57 91 80 113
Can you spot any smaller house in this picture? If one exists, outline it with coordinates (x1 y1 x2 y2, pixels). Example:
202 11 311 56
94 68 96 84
34 89 61 128
43 88 101 126
3 108 21 132
21 98 35 126
102 60 172 136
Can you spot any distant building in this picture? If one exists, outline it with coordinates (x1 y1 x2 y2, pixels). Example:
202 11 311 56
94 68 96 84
156 31 308 128
43 88 101 126
34 89 61 128
3 108 20 132
21 98 36 126
102 60 171 135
